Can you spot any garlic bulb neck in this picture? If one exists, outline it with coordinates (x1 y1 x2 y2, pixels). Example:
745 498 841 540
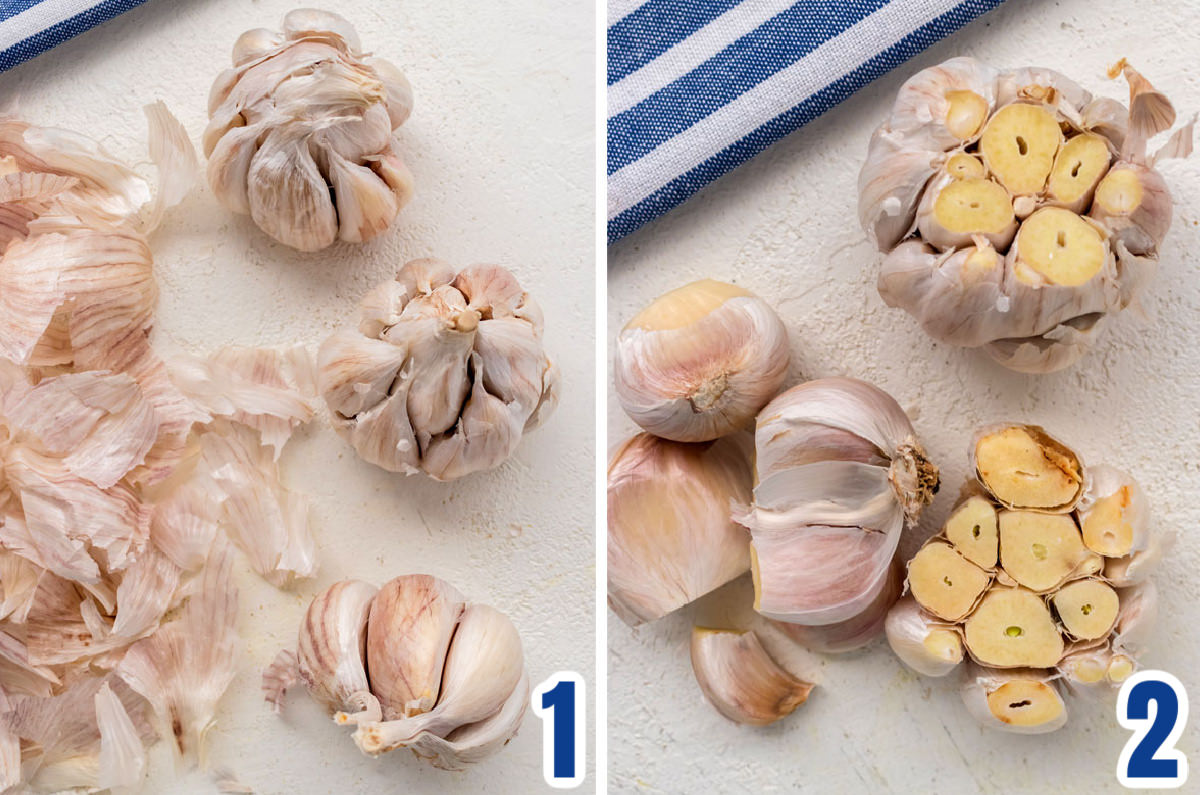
689 372 728 412
889 438 940 526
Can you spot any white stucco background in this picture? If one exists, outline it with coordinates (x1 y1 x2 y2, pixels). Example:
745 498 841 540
608 0 1200 792
0 0 595 792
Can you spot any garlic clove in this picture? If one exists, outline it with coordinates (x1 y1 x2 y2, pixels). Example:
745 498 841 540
297 580 378 715
327 149 401 244
365 57 415 128
689 627 813 726
613 279 790 443
607 432 752 626
907 540 991 621
404 670 530 771
962 587 1064 668
777 558 902 653
232 28 284 65
858 129 940 251
885 596 963 677
978 102 1064 195
245 127 339 252
973 425 1083 512
282 8 362 51
1051 578 1119 641
997 510 1093 593
915 172 1016 252
366 575 465 720
885 57 998 147
961 665 1068 734
943 495 999 569
1089 162 1172 256
1076 465 1149 557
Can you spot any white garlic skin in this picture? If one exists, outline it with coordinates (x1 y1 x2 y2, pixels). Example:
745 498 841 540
613 280 790 442
884 595 963 677
296 579 378 714
204 10 414 251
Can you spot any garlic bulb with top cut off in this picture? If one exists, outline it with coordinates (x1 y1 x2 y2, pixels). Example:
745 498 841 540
861 57 1193 373
613 280 790 442
318 258 558 480
204 9 415 251
734 377 939 637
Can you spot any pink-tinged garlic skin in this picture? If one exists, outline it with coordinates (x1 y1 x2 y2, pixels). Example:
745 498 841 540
778 559 903 654
318 259 557 481
204 9 414 251
607 432 753 626
297 580 378 715
690 628 813 726
736 377 937 627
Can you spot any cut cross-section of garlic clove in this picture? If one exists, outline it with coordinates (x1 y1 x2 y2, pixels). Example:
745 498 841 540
1052 579 1120 641
943 495 1000 569
962 587 1064 668
961 665 1068 734
997 510 1093 593
689 628 813 726
907 541 991 622
885 595 964 677
607 433 753 626
613 280 790 442
915 173 1016 251
1008 208 1108 288
297 580 378 715
973 425 1083 512
1077 465 1149 557
978 102 1064 195
1089 163 1173 256
1047 133 1112 212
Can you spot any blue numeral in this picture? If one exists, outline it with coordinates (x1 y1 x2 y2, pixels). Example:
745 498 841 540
533 671 585 788
1118 670 1188 789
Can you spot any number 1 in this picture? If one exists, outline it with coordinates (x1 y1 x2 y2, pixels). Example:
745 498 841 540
533 671 586 788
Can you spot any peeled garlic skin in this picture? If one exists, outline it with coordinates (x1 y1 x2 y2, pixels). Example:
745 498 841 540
690 628 812 726
885 596 963 677
607 433 752 626
204 10 414 251
296 579 378 714
613 280 790 443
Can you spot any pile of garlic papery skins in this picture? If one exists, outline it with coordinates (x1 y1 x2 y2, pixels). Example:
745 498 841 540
0 111 320 791
885 424 1169 734
860 57 1194 373
318 258 558 480
262 575 529 770
204 9 415 252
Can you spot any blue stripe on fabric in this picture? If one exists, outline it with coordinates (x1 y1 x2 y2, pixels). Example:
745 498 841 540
608 0 889 175
0 0 149 72
1 1 54 23
608 0 1006 244
608 0 741 86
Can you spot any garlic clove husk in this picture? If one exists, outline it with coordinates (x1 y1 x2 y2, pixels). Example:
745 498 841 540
296 580 378 715
403 670 530 771
607 432 753 626
885 595 963 677
689 627 813 726
960 664 1068 734
884 56 999 148
1111 581 1157 656
981 313 1112 374
777 558 902 653
366 574 465 720
1105 525 1173 587
111 546 182 640
858 128 940 251
262 649 300 713
246 127 340 252
1088 162 1172 256
1075 465 1149 557
613 279 790 443
95 681 148 791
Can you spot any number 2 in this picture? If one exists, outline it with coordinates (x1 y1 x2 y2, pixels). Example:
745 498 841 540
533 671 586 788
1117 670 1188 789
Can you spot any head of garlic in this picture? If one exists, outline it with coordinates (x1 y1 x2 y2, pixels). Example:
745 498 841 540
733 377 939 633
318 258 558 480
613 280 790 442
860 57 1193 373
264 574 528 771
204 9 414 251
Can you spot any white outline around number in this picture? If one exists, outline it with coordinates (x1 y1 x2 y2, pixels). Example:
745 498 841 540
532 671 587 789
1117 670 1189 789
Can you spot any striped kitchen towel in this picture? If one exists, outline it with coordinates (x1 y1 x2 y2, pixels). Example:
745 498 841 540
607 0 1006 244
0 0 150 73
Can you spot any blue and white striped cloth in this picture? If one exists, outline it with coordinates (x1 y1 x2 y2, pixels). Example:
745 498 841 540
0 0 149 73
607 0 1006 243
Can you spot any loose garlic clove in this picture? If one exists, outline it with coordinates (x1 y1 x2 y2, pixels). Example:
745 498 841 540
962 587 1064 668
961 665 1068 734
689 628 813 726
885 596 964 677
973 425 1083 512
997 510 1093 593
907 541 991 622
613 280 789 442
1077 465 1149 557
777 559 902 653
943 495 1000 569
1051 579 1119 641
915 173 1016 251
607 433 752 626
366 575 465 720
296 580 378 715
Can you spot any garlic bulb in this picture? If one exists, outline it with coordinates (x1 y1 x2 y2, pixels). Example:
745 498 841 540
613 280 789 442
266 574 527 770
689 627 813 726
734 377 938 634
318 259 558 480
862 57 1193 372
204 9 414 251
889 423 1164 731
607 432 753 626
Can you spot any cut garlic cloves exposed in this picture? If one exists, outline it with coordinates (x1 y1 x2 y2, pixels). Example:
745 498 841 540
961 665 1068 734
973 425 1083 512
690 628 813 726
885 596 963 677
613 280 790 442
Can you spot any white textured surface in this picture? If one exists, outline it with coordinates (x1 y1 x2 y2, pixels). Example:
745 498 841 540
0 0 595 792
608 0 1200 792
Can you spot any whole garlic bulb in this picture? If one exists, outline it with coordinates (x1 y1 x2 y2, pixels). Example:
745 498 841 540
613 280 789 442
860 57 1193 373
265 574 528 771
733 377 939 632
204 9 415 251
318 258 558 480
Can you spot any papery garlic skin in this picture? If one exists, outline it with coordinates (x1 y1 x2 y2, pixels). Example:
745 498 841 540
318 259 557 480
884 596 963 677
735 377 938 630
297 580 378 715
613 280 789 442
862 58 1191 373
607 432 752 626
689 628 813 726
205 9 414 250
779 559 902 654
